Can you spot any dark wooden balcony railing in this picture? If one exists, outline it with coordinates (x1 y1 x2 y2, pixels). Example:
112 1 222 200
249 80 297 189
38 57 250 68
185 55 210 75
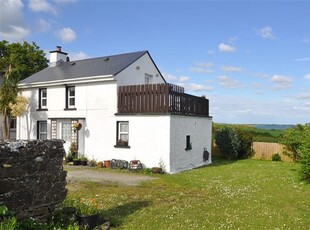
117 83 209 116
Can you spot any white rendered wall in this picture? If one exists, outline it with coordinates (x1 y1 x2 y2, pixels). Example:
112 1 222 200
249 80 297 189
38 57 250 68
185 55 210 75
115 53 165 86
87 115 171 172
169 116 212 174
17 80 118 142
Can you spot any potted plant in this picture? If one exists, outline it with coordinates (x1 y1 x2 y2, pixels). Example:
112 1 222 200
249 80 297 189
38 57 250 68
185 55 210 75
80 156 88 166
73 158 81 165
97 161 103 168
66 153 74 163
75 198 100 229
89 159 97 167
72 121 82 131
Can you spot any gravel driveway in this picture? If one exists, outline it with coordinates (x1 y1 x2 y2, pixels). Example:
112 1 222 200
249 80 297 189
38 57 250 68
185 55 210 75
66 167 156 186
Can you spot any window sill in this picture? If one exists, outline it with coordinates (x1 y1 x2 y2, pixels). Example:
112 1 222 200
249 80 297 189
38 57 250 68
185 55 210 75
37 108 48 111
64 108 77 111
114 145 131 149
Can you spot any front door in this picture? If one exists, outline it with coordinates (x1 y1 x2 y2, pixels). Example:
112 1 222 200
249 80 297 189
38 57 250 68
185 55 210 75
58 119 72 153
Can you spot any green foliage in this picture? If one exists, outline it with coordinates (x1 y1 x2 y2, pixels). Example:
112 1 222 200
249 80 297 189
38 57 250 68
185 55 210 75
280 124 305 161
215 126 254 160
281 124 310 181
215 126 240 159
68 142 78 158
299 125 310 181
0 216 17 230
272 153 282 161
0 40 47 139
213 123 283 143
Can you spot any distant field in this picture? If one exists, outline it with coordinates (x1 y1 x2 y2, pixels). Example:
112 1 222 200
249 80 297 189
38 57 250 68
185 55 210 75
213 123 287 143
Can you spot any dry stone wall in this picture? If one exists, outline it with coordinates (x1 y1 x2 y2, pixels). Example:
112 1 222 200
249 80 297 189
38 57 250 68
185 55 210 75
0 139 67 220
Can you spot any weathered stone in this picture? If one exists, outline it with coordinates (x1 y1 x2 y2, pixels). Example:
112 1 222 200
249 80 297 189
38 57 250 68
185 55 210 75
0 140 67 221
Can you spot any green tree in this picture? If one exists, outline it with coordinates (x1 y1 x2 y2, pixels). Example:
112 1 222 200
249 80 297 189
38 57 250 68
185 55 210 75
299 125 310 181
280 124 305 161
0 40 48 139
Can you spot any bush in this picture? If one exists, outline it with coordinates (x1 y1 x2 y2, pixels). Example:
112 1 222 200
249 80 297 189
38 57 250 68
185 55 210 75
272 153 282 161
215 127 254 160
299 125 310 181
215 127 240 160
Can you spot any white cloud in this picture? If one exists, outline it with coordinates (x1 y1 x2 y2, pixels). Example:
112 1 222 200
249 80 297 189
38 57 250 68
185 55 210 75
186 83 209 92
69 51 91 61
294 57 310 61
305 102 310 107
218 43 236 53
28 0 57 15
217 75 242 89
0 0 30 41
162 72 177 82
54 0 77 3
296 93 310 100
195 62 214 68
207 50 215 55
221 65 243 72
256 26 275 39
190 67 213 74
253 72 270 78
179 76 190 82
303 74 310 80
190 62 214 74
36 18 51 32
56 27 76 42
271 75 292 90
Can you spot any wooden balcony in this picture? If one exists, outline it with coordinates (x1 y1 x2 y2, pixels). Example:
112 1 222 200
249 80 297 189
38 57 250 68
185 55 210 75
117 83 209 117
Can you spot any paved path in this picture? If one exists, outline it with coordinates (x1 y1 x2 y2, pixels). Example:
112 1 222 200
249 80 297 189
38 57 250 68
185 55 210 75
66 167 156 186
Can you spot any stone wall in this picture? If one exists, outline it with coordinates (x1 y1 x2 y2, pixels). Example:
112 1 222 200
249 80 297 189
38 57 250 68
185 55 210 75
0 139 67 220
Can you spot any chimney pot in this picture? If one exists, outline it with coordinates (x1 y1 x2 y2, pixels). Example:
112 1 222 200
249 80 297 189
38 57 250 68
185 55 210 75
56 46 62 52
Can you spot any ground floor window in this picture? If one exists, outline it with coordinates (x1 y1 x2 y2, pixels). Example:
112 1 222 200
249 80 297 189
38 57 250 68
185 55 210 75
185 135 192 150
116 121 129 147
37 121 47 140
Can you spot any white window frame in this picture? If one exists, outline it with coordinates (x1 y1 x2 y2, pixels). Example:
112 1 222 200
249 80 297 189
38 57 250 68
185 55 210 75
145 73 153 84
118 121 129 142
40 88 47 109
67 86 75 108
61 122 72 142
38 121 47 140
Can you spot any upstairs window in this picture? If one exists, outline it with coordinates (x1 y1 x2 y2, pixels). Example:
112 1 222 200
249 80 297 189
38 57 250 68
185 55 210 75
39 88 47 110
66 86 75 109
145 73 153 84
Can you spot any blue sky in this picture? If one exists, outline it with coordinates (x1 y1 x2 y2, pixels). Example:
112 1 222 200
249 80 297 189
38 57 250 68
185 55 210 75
1 0 310 125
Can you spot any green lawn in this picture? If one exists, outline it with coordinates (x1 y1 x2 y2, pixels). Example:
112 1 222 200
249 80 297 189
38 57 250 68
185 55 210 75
66 158 310 229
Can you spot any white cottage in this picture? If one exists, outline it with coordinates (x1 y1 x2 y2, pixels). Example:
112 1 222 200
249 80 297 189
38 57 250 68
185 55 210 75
17 47 212 173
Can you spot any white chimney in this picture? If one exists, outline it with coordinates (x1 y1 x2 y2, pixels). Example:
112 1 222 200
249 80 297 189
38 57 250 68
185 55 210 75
49 46 68 67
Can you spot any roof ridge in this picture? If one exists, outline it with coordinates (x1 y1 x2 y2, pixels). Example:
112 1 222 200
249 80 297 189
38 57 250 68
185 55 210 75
66 50 148 64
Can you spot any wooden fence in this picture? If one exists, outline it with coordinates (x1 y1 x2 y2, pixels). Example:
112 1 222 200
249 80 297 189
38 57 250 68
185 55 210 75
117 83 209 116
251 142 292 162
212 142 293 162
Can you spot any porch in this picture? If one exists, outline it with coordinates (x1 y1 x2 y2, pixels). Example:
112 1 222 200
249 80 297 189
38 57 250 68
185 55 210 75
117 83 209 116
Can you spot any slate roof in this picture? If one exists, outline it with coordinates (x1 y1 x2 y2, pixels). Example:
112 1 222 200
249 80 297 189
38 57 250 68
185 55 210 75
20 50 149 84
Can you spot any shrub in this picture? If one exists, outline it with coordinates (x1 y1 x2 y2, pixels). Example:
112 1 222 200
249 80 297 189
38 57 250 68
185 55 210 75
272 153 282 162
215 127 240 160
215 126 254 160
280 124 304 161
299 125 310 181
235 128 254 159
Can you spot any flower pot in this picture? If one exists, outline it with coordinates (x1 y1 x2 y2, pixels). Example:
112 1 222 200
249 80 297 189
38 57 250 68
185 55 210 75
97 162 103 168
104 160 111 168
152 167 163 174
77 213 99 229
